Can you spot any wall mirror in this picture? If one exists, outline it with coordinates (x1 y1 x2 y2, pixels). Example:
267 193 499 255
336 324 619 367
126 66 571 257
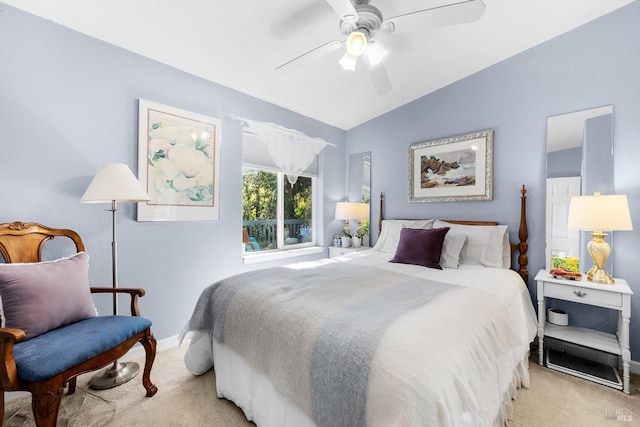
545 105 613 272
348 152 371 243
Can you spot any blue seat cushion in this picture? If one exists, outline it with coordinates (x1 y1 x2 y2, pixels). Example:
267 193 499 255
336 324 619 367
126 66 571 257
13 316 152 382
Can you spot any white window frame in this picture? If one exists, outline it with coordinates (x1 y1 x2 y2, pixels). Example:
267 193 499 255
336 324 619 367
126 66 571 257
242 167 320 264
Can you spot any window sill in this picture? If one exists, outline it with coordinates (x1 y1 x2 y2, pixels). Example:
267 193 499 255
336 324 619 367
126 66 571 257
242 246 325 265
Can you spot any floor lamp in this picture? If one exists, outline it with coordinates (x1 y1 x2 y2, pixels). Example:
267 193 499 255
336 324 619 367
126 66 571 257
81 163 150 389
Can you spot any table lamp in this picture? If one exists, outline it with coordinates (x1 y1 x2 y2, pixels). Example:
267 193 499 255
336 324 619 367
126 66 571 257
567 192 633 284
335 201 369 236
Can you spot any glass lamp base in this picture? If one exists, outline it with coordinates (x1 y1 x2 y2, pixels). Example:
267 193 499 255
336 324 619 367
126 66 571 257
89 361 139 390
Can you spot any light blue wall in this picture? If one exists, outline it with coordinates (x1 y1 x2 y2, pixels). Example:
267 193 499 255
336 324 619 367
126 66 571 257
345 1 640 358
0 4 346 340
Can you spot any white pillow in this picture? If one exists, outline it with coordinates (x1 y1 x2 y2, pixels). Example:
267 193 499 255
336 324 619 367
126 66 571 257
439 231 467 269
434 220 509 268
184 330 214 375
373 219 435 254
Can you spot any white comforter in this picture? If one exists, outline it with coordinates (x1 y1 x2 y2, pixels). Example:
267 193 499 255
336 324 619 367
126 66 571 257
184 250 537 427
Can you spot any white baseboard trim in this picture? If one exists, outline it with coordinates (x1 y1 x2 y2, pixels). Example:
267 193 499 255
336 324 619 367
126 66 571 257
629 359 640 375
6 335 182 403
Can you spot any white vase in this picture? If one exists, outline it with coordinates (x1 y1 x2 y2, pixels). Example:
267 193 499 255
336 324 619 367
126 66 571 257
352 236 361 248
341 236 352 248
362 235 369 247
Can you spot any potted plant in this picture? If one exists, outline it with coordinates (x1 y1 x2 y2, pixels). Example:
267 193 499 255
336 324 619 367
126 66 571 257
341 228 352 248
356 220 369 247
352 231 362 248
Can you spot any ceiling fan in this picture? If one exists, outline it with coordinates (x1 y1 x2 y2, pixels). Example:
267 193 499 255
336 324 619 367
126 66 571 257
276 0 486 95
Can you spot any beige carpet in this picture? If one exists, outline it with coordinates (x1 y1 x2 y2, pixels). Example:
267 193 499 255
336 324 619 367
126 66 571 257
4 346 640 426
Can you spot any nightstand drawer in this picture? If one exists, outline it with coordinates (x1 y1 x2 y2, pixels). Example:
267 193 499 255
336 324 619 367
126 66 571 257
545 282 622 308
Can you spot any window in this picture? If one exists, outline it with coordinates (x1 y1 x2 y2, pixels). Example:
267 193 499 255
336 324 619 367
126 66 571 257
242 166 315 252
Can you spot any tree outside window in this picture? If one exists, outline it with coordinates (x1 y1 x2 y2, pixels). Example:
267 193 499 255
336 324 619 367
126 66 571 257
242 167 313 251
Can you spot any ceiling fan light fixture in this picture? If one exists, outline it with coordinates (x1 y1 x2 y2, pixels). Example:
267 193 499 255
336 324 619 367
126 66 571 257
345 31 368 57
366 43 387 67
339 51 357 71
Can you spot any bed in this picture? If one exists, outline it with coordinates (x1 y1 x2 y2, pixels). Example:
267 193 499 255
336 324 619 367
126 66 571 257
182 186 537 427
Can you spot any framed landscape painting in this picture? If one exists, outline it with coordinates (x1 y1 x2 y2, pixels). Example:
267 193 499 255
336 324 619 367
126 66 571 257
137 99 222 221
409 129 493 202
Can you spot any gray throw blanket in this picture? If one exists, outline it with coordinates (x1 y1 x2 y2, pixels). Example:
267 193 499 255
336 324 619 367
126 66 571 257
186 262 459 427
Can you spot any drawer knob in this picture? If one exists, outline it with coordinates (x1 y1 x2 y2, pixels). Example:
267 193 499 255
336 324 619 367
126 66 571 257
573 290 587 297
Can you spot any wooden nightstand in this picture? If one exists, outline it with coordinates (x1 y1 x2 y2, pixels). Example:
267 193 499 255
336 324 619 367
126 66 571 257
535 269 633 393
328 246 369 258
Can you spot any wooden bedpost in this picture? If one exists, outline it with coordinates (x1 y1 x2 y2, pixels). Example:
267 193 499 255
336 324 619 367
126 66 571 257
517 185 529 284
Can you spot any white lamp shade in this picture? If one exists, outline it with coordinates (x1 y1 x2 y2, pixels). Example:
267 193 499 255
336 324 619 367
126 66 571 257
81 163 150 203
335 202 369 220
338 51 357 71
346 31 367 57
567 193 633 231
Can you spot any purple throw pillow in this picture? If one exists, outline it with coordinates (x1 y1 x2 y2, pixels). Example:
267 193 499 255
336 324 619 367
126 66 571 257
0 252 97 338
390 227 450 269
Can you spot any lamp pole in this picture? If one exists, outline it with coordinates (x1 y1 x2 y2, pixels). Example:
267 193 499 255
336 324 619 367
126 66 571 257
110 200 118 315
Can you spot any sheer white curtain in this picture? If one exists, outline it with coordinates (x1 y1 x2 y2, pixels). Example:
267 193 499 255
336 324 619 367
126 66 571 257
239 118 332 185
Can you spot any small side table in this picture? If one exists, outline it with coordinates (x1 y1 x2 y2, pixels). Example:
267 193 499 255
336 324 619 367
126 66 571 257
535 269 633 394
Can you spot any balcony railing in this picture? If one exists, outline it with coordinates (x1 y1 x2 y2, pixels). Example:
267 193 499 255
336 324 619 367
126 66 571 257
243 219 311 251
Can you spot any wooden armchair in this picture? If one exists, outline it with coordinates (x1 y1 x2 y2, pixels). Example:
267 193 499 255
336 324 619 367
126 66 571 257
0 221 157 426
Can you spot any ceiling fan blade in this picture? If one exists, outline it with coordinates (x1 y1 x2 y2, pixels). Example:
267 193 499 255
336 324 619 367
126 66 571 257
271 1 334 39
368 62 392 95
325 0 359 24
376 31 413 55
382 0 486 34
276 40 344 71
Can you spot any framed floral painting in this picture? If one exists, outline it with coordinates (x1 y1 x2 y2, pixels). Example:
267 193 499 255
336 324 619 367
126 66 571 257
137 99 221 221
408 129 493 202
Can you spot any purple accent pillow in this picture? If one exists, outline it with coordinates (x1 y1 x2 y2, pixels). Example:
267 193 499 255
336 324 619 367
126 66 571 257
0 252 97 338
390 227 450 269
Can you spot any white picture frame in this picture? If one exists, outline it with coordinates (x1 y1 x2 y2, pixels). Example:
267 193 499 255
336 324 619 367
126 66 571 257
137 99 222 221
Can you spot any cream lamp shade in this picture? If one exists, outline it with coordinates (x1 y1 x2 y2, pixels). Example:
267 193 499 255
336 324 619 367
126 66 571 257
81 163 150 203
567 193 632 232
567 192 633 284
335 202 369 220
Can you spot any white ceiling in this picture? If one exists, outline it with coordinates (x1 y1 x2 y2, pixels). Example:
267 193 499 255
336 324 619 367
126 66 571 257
3 0 634 130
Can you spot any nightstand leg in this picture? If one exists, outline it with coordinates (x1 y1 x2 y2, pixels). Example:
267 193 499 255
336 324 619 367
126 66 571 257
537 290 546 366
621 313 631 394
